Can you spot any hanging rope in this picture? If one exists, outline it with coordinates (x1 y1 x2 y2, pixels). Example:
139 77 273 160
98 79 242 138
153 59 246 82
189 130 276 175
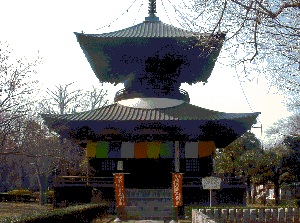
96 0 138 31
133 1 144 25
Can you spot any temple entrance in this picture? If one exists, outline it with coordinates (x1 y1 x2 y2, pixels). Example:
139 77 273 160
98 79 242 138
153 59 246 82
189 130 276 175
124 159 173 188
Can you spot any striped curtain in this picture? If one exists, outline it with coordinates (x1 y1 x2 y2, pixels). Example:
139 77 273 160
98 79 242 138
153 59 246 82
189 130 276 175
147 142 161 159
96 141 109 158
121 142 134 158
198 141 216 158
134 142 148 158
160 142 173 158
108 142 122 158
86 141 97 158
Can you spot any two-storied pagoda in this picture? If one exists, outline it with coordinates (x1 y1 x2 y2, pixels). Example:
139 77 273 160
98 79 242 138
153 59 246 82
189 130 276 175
42 0 260 220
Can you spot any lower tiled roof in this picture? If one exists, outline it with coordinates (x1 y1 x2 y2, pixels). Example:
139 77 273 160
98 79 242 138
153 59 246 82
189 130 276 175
41 102 259 123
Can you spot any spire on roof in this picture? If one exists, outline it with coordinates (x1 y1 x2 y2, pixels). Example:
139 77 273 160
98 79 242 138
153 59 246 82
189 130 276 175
145 0 159 22
148 0 157 17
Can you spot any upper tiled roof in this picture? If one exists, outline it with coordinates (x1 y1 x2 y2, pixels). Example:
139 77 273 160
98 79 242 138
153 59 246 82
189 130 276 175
83 20 198 38
41 103 259 123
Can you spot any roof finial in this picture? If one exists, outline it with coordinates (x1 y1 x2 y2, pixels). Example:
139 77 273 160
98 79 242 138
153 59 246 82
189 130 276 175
145 0 159 22
148 0 157 17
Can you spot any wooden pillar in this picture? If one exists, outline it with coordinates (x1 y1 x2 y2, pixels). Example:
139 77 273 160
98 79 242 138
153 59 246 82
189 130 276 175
86 158 90 186
174 141 180 220
175 141 180 173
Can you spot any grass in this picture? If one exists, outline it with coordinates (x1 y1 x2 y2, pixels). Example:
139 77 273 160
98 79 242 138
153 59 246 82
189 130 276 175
0 202 53 222
0 202 109 223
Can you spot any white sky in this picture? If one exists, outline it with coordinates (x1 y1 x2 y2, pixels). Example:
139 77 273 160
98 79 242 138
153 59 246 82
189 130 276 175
0 0 292 143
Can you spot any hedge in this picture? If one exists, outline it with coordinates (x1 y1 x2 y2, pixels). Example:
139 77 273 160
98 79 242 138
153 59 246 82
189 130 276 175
1 203 109 223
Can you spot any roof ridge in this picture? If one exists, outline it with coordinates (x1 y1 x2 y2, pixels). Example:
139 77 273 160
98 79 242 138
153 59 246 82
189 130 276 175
75 20 199 38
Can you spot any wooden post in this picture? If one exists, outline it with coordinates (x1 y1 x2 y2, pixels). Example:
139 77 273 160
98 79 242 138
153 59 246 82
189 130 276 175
174 141 180 221
249 209 256 223
206 208 213 218
228 209 235 223
285 208 292 223
271 208 278 223
236 209 243 223
293 208 299 223
257 208 264 222
174 206 179 221
86 158 90 186
175 141 180 173
243 209 250 223
220 209 228 222
214 209 220 222
278 208 285 223
265 209 271 222
209 189 212 207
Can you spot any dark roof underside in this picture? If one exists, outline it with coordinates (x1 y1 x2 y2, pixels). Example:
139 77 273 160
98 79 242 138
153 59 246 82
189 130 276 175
74 21 225 85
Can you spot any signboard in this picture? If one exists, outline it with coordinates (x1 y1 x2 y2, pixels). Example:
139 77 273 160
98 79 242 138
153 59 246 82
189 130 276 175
117 161 123 171
114 173 126 207
172 173 183 206
202 176 221 190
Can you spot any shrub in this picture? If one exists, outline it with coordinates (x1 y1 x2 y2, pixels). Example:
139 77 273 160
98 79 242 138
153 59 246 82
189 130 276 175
7 189 34 202
8 189 33 196
1 203 109 223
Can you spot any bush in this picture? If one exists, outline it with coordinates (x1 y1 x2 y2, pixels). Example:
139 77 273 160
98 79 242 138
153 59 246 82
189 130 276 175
8 189 33 196
7 189 34 202
2 203 109 223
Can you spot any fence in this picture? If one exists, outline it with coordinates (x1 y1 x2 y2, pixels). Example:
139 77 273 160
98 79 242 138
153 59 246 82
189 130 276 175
192 207 300 223
192 209 217 223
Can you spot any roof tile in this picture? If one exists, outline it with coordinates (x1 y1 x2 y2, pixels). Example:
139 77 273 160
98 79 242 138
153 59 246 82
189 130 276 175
88 21 197 38
41 103 260 124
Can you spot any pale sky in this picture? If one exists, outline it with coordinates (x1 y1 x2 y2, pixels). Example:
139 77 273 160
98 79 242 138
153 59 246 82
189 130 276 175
0 0 292 143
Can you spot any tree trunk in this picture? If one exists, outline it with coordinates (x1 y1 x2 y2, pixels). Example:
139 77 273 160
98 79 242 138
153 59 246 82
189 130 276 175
274 181 281 205
33 161 44 205
246 176 252 204
252 183 257 204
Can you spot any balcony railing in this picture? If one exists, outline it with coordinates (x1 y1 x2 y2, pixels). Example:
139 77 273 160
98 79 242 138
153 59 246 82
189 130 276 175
114 88 190 103
54 176 114 187
54 175 247 189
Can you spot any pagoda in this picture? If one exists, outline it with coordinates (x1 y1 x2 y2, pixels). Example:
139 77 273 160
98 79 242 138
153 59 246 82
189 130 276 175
42 0 260 220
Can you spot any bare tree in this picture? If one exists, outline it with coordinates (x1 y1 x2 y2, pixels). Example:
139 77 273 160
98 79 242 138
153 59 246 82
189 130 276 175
168 1 299 93
81 86 109 111
39 82 83 115
39 82 110 115
0 42 40 153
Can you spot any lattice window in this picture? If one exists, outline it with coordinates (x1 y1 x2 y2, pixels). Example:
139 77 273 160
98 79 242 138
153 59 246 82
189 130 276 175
101 160 116 171
185 159 200 172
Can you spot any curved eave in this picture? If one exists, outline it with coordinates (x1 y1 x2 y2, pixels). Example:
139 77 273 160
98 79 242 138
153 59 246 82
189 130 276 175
41 103 259 147
74 20 225 85
75 33 225 85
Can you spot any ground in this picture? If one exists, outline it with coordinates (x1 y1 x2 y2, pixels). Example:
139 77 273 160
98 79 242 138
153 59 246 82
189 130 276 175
0 202 53 219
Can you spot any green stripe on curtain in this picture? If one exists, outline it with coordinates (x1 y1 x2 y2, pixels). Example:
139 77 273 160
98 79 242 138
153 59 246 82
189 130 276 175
96 141 109 158
160 142 173 158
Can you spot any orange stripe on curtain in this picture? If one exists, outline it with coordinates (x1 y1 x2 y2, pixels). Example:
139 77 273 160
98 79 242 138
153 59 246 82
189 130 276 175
134 142 148 158
198 141 216 158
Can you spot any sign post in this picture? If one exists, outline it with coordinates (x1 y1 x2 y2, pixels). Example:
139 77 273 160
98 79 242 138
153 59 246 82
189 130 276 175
202 176 221 207
113 173 126 220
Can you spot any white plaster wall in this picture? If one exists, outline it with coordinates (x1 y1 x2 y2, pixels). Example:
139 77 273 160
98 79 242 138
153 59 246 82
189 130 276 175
117 98 185 109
